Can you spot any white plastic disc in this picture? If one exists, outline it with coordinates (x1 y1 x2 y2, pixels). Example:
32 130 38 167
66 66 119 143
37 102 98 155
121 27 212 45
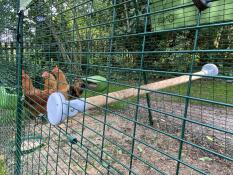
47 92 66 125
202 64 219 76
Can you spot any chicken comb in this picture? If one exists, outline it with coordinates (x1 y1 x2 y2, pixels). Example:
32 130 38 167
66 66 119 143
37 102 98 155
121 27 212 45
22 70 25 77
52 65 59 73
42 71 49 78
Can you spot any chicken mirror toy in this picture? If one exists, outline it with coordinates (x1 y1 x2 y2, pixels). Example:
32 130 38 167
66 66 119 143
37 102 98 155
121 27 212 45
47 64 219 126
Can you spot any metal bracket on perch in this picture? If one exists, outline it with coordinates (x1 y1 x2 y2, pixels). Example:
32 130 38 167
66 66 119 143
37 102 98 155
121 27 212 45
47 64 219 125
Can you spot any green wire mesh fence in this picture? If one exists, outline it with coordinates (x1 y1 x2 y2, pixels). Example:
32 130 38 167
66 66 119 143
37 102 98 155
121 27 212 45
0 1 18 175
0 0 233 174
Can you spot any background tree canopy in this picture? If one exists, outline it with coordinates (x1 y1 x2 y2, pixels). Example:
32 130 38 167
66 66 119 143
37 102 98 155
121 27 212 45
1 0 233 84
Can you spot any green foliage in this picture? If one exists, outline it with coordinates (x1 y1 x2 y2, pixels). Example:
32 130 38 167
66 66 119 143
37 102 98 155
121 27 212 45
153 31 194 73
0 157 7 175
0 0 16 33
0 0 231 77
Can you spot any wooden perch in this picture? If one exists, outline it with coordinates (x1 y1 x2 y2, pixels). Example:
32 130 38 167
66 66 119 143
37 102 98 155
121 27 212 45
85 70 207 110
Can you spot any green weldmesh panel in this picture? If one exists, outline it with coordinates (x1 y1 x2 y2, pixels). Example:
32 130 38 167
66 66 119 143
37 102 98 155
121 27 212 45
1 0 232 174
151 0 233 30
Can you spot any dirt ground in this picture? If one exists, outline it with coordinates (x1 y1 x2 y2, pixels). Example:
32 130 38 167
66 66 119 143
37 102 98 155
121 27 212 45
2 95 233 175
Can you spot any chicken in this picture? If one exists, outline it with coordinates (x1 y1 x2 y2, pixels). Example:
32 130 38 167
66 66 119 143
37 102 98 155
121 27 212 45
51 66 85 99
51 65 69 98
22 70 49 116
22 70 41 96
70 78 86 99
42 71 57 93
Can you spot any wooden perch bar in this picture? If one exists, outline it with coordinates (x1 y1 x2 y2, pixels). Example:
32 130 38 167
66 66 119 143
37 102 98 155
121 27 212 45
85 70 206 110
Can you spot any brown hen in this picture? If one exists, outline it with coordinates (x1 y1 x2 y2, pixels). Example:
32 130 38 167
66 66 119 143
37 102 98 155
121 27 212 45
22 70 51 117
51 65 69 99
42 71 57 93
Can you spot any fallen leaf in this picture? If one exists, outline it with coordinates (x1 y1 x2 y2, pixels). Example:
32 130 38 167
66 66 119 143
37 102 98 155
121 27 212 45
199 157 213 161
206 136 214 142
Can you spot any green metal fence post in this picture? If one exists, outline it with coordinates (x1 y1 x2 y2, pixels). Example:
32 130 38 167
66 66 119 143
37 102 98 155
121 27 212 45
133 0 153 126
176 11 202 175
143 71 154 125
100 0 117 160
14 9 24 175
129 0 162 174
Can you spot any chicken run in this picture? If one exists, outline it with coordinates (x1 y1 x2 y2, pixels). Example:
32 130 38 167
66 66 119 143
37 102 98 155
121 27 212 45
0 0 233 175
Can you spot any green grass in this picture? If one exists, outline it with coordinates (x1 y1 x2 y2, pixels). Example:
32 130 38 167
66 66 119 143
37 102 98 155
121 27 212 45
81 79 233 110
82 84 126 98
0 157 7 175
0 110 16 125
165 79 233 105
